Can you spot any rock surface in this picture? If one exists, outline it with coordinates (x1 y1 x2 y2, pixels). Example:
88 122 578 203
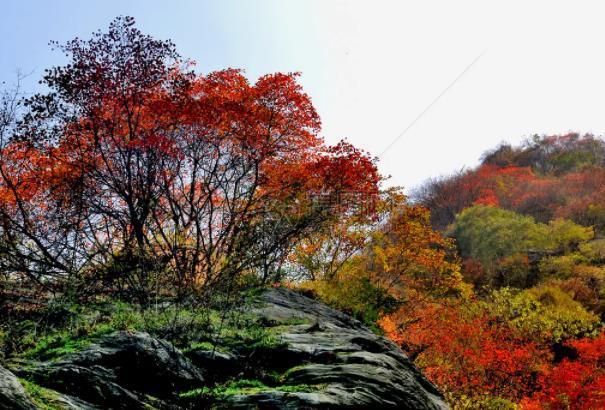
60 331 204 398
2 288 448 409
18 331 203 409
0 365 36 410
222 288 448 409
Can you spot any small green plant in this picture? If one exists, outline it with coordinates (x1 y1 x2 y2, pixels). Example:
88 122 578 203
179 379 324 399
22 332 91 361
184 341 216 352
19 379 62 410
16 299 221 360
107 301 146 331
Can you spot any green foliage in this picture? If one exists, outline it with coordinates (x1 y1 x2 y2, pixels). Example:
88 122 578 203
11 300 217 360
300 265 398 329
179 379 323 399
584 204 605 234
22 330 101 361
3 287 289 365
452 206 550 270
550 147 600 174
487 286 600 342
106 301 147 331
449 393 518 410
538 254 586 279
579 238 605 263
547 218 593 252
19 379 62 410
184 341 217 353
453 207 593 269
218 318 284 351
453 206 594 289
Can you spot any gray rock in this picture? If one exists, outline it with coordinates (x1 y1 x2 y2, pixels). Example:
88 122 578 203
222 288 448 409
9 288 448 409
22 363 150 410
50 393 100 410
254 288 366 331
0 365 36 410
18 331 202 408
186 349 239 382
63 331 204 398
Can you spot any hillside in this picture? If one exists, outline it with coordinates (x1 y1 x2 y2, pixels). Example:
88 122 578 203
0 288 447 410
415 133 605 232
387 134 605 408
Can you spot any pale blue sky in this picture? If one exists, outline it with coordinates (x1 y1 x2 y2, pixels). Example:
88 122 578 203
3 1 605 190
0 1 324 90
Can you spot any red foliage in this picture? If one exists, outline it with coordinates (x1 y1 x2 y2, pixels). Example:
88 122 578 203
419 135 605 229
0 17 381 290
522 333 605 409
379 302 550 401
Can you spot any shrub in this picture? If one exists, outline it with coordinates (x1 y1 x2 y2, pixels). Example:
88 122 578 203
487 286 600 343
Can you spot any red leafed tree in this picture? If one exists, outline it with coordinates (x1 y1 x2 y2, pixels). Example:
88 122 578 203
414 165 537 229
0 17 380 302
379 302 550 402
417 135 605 231
522 333 605 410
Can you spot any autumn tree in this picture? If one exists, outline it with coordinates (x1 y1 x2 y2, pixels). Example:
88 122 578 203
522 332 605 409
412 170 481 230
451 206 549 271
379 301 550 404
303 189 468 325
417 134 605 232
0 17 379 303
451 205 594 288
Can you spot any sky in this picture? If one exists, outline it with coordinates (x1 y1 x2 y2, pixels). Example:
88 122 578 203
2 1 605 191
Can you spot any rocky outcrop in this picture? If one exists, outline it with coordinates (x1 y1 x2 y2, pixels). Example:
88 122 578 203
0 365 36 410
17 332 204 409
56 331 204 398
0 364 99 410
2 288 448 409
221 288 448 409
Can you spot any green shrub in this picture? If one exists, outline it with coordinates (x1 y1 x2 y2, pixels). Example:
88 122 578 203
300 270 398 330
487 286 600 342
539 254 585 279
179 379 323 399
448 393 518 409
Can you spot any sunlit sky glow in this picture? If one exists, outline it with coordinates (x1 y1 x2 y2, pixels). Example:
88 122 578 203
3 1 605 191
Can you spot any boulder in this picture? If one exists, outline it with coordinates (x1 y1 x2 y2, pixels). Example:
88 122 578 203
47 393 100 410
22 363 150 410
18 331 203 408
221 288 448 409
186 349 239 382
0 365 36 410
63 331 204 398
7 288 448 409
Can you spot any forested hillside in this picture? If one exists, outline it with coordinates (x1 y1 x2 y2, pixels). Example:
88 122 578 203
1 17 604 410
301 134 605 408
390 134 605 407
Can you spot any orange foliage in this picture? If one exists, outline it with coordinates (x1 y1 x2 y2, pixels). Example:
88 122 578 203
380 302 549 401
522 333 605 409
0 17 380 292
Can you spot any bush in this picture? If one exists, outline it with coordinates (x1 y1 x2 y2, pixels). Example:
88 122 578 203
487 286 600 343
578 238 605 263
538 254 586 279
451 206 550 271
300 268 398 329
